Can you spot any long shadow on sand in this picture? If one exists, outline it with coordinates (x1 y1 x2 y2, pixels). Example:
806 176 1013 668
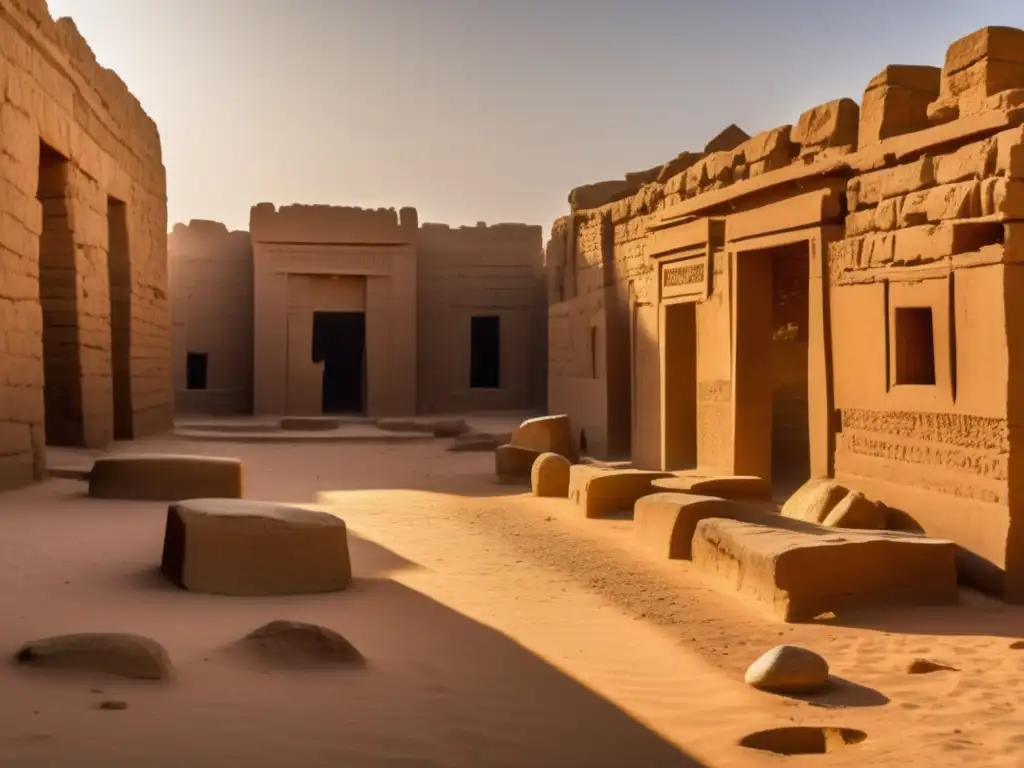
784 676 889 709
46 535 708 766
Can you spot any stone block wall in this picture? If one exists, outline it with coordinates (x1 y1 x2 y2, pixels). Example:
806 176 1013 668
417 222 545 414
0 0 169 490
169 220 253 415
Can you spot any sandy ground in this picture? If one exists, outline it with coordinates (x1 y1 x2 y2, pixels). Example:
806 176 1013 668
2 435 1024 766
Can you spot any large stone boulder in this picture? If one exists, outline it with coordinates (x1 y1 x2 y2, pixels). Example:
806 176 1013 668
781 479 886 529
510 414 576 460
568 466 671 518
690 517 958 621
231 620 365 669
161 499 352 596
495 444 542 483
634 493 776 560
15 633 172 681
89 454 243 501
651 473 772 501
745 645 830 694
531 452 572 497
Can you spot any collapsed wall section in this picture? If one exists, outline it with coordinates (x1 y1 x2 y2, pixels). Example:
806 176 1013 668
0 0 169 490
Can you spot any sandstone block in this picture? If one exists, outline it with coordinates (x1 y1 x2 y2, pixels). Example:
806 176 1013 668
279 417 341 431
690 517 959 621
703 124 750 154
568 466 671 519
933 137 996 184
781 479 850 523
898 181 981 226
495 444 541 483
656 151 704 184
982 178 1024 218
16 633 172 681
792 98 859 152
510 414 575 459
894 221 1003 265
944 27 1024 76
633 492 776 560
744 645 830 694
531 452 571 497
650 473 772 501
996 125 1024 178
847 156 934 210
820 491 887 530
161 499 352 596
859 66 940 148
89 454 243 501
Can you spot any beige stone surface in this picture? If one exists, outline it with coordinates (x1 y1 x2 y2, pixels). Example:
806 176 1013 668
530 452 571 497
0 0 171 490
859 65 940 148
495 444 541 483
510 414 575 459
744 645 830 694
568 466 670 519
16 632 172 681
821 491 887 530
651 474 772 501
231 621 365 669
89 454 243 501
279 417 343 432
781 479 848 523
691 518 959 621
161 499 352 596
633 492 776 560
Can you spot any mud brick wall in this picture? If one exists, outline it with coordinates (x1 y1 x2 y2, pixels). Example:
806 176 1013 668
417 222 545 414
0 0 169 490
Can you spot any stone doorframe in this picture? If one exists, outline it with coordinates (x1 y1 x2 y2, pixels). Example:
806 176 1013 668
727 223 844 482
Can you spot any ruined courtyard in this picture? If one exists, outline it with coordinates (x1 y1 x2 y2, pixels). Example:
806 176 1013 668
5 0 1024 764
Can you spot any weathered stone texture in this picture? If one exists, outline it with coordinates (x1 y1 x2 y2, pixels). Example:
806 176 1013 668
0 1 170 490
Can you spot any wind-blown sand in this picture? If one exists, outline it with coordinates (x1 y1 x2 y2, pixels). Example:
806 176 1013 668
2 436 1024 766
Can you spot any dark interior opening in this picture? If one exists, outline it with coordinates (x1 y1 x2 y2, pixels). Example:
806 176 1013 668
37 140 84 447
107 197 133 439
893 307 936 385
186 352 208 390
313 311 366 413
662 301 698 470
470 315 501 389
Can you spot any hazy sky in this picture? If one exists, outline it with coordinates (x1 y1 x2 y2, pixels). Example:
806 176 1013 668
47 1 1024 233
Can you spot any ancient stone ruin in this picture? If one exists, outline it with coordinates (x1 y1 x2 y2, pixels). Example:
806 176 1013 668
0 0 171 491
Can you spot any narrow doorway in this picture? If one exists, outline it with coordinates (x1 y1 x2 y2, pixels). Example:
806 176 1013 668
662 302 698 470
107 197 133 439
470 315 500 389
37 141 83 447
186 352 208 390
733 242 811 494
312 311 366 413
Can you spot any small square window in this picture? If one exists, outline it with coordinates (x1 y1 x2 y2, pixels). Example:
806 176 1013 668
893 307 935 386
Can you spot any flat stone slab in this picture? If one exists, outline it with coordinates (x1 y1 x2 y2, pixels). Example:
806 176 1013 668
161 499 352 596
16 633 172 681
279 417 342 431
634 493 778 560
652 473 772 501
89 454 243 501
495 444 542 483
568 466 672 518
510 414 576 461
691 517 959 622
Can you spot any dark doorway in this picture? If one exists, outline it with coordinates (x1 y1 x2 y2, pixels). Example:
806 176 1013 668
37 140 84 447
313 311 366 413
107 197 133 439
662 302 698 470
470 315 500 389
186 352 208 390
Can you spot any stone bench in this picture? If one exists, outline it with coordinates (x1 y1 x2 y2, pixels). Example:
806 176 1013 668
634 493 779 559
568 466 671 518
161 499 352 596
279 417 341 431
650 473 772 501
690 517 958 622
89 454 243 501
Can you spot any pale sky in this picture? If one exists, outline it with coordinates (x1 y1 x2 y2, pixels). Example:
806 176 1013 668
47 0 1024 233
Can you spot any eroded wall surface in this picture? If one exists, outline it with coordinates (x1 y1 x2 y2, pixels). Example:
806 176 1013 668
0 0 169 490
417 222 545 414
169 220 253 415
546 25 1024 597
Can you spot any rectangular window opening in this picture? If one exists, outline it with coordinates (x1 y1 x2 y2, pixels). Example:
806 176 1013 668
186 352 208 390
893 307 936 386
470 315 501 389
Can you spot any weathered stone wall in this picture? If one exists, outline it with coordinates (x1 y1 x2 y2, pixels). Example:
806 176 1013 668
545 25 1024 596
169 221 253 416
417 222 545 414
0 0 169 490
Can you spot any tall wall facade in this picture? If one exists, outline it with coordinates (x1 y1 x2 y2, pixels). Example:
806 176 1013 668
0 0 170 490
547 26 1024 598
169 220 253 415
